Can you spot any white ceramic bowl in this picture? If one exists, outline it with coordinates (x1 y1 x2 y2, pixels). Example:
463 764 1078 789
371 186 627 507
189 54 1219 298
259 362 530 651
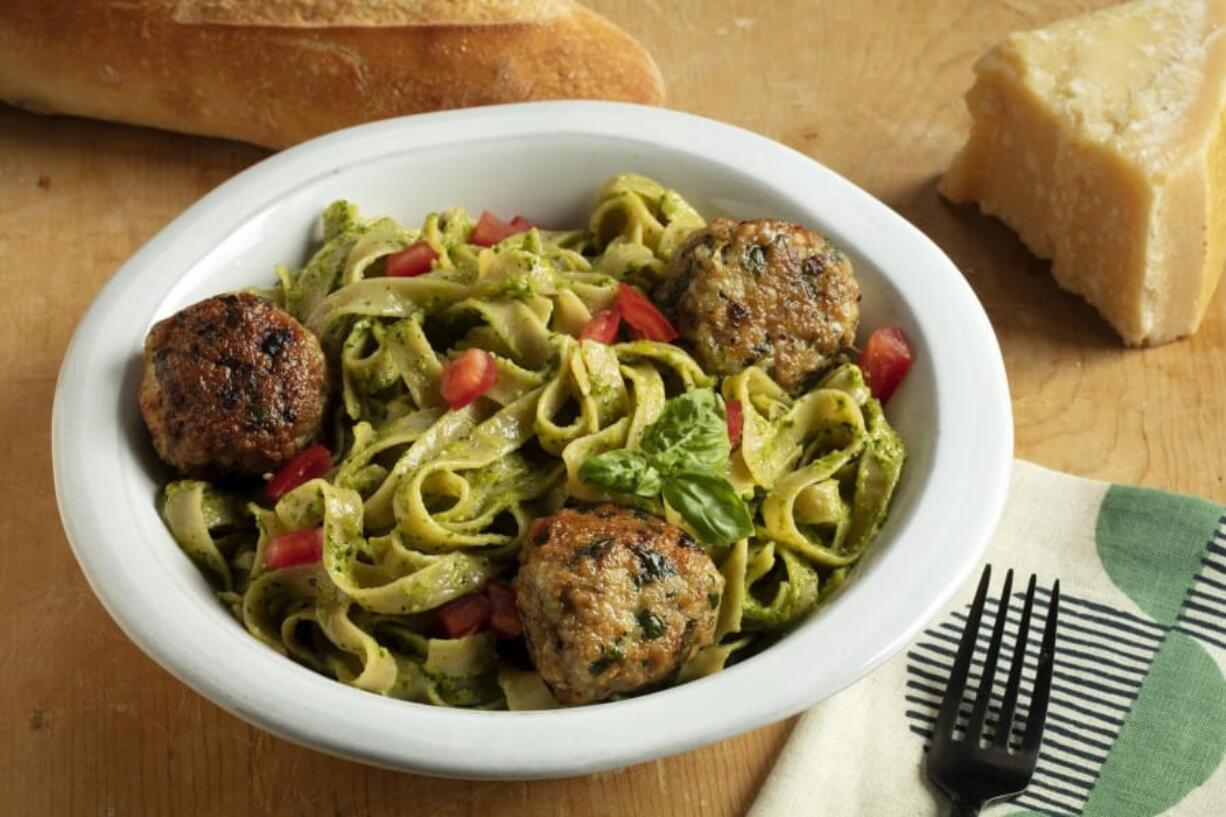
53 101 1011 779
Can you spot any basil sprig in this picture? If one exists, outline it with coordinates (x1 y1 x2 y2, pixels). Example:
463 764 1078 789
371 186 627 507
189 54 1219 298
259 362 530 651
579 389 753 546
579 449 663 498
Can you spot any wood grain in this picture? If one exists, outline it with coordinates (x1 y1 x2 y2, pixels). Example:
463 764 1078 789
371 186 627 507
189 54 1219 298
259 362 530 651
4 1 1223 814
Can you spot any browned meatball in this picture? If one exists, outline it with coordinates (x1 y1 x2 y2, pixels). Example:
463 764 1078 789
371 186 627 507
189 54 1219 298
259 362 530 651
514 504 723 705
654 218 860 391
138 292 329 477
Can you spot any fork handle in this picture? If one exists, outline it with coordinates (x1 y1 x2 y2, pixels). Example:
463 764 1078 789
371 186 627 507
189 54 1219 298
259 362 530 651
948 802 982 817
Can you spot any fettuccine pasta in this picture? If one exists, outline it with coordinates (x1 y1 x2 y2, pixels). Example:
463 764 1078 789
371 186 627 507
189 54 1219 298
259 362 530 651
158 174 906 709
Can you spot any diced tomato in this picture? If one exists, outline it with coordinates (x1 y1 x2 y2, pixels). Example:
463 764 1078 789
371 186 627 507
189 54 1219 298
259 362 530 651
725 398 744 448
860 327 914 403
385 241 438 277
485 581 523 639
437 592 492 639
264 527 324 570
616 283 678 342
265 444 331 501
470 211 534 247
439 348 497 410
578 308 622 343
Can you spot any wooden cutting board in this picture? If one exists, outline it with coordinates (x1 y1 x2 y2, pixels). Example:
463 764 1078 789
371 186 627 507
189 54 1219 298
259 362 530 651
3 1 1222 814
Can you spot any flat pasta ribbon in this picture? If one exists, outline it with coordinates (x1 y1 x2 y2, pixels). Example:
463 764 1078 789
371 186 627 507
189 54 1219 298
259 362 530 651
159 176 906 709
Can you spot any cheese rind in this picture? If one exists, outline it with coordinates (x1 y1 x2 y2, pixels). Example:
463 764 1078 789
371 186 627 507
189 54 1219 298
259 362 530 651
940 0 1226 345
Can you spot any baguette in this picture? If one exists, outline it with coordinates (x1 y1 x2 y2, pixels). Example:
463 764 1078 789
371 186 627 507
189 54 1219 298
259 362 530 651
0 0 665 149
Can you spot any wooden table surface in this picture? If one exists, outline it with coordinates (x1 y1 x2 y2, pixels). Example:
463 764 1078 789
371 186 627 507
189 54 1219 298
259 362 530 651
4 1 1223 814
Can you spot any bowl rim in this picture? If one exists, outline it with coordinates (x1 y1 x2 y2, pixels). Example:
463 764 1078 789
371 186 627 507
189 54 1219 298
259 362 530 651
53 100 1012 779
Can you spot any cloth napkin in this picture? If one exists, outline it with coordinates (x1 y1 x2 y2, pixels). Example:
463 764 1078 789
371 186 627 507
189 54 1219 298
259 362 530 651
749 460 1226 817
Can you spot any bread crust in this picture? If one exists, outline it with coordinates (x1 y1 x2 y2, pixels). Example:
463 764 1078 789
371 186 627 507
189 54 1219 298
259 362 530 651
169 0 572 27
0 1 664 148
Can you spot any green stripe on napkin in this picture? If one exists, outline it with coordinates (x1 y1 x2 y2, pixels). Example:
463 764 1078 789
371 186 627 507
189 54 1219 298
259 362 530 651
749 461 1226 817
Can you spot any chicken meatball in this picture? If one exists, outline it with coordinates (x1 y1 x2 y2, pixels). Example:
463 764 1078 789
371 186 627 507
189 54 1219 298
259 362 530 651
138 292 329 477
654 218 860 391
514 504 723 705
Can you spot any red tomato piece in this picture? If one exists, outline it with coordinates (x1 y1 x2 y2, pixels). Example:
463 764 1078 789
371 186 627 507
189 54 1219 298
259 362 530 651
385 241 438 277
439 348 497 410
470 211 534 247
616 283 678 342
578 308 622 343
725 398 744 448
860 327 914 403
485 581 523 639
264 527 324 570
265 444 332 501
437 592 492 639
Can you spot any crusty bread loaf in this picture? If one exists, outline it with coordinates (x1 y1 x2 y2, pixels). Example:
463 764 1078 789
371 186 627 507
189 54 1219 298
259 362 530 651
0 0 665 149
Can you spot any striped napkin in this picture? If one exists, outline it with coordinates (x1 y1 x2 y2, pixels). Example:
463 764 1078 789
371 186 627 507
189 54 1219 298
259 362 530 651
749 460 1226 817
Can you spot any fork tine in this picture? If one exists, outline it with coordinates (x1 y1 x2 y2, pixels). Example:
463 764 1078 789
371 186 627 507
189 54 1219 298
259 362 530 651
1022 579 1060 754
933 564 992 743
966 568 1013 743
993 573 1037 748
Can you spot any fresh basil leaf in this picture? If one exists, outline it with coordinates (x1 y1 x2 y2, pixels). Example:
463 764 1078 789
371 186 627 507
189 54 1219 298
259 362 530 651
579 450 663 497
641 388 730 472
661 468 754 546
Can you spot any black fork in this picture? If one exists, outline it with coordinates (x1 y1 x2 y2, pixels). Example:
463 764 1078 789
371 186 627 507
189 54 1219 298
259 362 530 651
925 565 1060 817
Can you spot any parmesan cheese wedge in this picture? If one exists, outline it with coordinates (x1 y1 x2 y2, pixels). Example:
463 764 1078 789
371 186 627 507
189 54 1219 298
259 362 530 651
940 0 1226 345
